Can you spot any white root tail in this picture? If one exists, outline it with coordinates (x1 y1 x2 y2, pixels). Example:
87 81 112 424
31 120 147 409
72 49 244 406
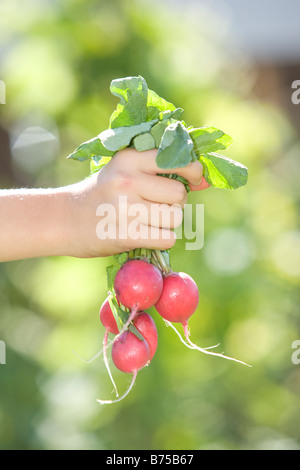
103 331 119 397
164 320 220 350
72 348 103 363
182 322 252 368
97 370 138 405
72 305 139 364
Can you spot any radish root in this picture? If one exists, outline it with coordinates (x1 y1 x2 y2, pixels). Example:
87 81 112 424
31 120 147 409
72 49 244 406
182 321 252 367
103 331 119 397
164 320 220 350
97 370 137 405
72 348 103 363
164 320 197 349
73 305 139 364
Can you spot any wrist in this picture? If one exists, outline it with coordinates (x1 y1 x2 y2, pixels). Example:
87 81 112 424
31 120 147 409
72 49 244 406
59 177 100 258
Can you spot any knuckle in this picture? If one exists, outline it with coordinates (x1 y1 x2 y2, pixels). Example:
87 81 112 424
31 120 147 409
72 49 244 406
113 171 133 191
114 148 133 161
161 232 177 250
116 237 134 253
175 182 187 205
189 161 203 186
153 204 183 229
115 238 127 252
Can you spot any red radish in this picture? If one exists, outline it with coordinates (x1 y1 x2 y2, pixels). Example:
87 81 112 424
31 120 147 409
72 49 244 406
97 330 150 405
112 330 150 373
155 271 251 367
133 312 158 360
73 298 119 366
100 298 119 335
155 272 199 324
114 259 163 311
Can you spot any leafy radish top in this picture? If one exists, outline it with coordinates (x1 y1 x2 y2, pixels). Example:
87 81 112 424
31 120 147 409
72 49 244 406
67 75 248 190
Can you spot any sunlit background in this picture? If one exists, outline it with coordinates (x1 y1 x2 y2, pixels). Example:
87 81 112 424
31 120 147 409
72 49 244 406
0 0 299 450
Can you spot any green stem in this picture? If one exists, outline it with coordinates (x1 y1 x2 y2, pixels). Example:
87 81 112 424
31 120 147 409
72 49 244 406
150 250 161 271
128 250 135 259
153 249 172 274
159 173 190 193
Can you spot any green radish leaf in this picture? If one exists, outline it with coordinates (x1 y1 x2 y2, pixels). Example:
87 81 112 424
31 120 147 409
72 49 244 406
170 108 184 120
110 75 148 105
106 253 128 291
109 76 148 128
128 323 146 342
67 136 114 162
158 109 184 121
146 106 161 121
109 104 127 128
113 252 128 266
106 252 129 291
109 95 148 128
90 155 112 174
147 88 176 112
199 152 248 189
109 293 141 336
106 264 119 292
114 302 129 326
69 75 248 195
156 121 194 169
99 121 155 152
146 88 176 120
150 120 170 147
189 127 233 154
108 296 128 332
111 301 145 341
133 133 156 152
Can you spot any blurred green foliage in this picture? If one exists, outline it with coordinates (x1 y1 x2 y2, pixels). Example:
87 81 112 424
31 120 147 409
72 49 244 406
0 0 300 450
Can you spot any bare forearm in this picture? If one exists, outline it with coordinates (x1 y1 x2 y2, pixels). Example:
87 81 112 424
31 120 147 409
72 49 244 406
0 149 204 262
0 187 71 261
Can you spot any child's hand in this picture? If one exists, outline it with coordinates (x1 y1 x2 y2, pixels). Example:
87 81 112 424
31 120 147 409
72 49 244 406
0 148 203 261
66 148 203 258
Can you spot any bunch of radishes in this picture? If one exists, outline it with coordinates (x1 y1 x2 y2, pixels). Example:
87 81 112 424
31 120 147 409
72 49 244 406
67 75 250 404
97 250 250 405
